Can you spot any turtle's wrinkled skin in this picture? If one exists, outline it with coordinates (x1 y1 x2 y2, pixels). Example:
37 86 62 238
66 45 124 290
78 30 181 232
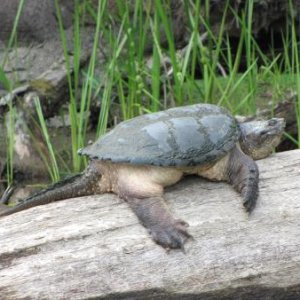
0 104 285 250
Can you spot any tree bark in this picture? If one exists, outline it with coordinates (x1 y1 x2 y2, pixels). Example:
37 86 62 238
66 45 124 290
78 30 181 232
0 150 300 300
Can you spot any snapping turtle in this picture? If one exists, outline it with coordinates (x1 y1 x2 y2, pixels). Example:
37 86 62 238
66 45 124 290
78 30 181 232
0 104 285 250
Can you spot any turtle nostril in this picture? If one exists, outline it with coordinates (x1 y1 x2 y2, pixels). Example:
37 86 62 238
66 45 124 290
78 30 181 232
260 129 268 136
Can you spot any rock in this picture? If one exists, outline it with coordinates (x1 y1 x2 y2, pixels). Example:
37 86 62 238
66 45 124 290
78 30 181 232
0 0 73 42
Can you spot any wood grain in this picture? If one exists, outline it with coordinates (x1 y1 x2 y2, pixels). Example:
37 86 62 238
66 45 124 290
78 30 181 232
1 150 300 299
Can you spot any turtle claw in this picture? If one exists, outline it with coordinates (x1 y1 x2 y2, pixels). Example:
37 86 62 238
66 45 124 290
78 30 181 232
243 198 256 213
243 190 257 213
149 219 192 250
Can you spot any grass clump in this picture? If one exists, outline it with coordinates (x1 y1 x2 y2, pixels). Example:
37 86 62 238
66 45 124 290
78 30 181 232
2 0 300 183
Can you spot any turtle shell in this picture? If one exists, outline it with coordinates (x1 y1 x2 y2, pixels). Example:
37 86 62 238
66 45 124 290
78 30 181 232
78 104 239 167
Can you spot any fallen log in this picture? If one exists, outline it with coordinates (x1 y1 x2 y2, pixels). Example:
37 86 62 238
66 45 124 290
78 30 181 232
0 149 300 300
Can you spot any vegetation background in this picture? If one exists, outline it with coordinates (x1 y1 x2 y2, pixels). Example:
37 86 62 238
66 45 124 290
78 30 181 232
0 0 299 192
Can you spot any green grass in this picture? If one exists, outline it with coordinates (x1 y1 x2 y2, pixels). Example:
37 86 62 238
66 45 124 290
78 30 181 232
2 0 25 67
1 0 300 185
0 67 14 185
5 101 15 185
34 97 60 182
0 0 24 186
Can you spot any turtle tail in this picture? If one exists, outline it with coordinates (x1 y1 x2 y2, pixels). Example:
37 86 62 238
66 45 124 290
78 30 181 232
0 163 102 217
227 146 259 212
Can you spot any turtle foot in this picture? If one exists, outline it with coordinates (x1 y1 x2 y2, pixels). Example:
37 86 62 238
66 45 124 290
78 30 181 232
228 146 259 213
243 195 257 213
149 219 191 250
126 196 192 250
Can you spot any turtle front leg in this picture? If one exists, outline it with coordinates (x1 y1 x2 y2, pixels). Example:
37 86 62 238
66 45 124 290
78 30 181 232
126 196 191 250
227 146 259 212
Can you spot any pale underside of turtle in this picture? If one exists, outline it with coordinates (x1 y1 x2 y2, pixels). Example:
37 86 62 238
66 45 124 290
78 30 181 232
0 104 285 250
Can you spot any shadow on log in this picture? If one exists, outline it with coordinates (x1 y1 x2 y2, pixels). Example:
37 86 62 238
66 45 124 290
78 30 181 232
0 150 300 299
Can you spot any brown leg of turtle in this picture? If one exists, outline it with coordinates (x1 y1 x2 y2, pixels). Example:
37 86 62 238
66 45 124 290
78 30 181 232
126 196 191 250
227 146 259 212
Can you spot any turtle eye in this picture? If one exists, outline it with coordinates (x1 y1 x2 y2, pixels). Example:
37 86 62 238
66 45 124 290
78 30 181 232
268 119 277 126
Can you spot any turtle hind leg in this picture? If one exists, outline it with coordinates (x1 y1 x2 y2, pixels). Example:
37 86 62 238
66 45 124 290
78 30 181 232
126 196 191 250
227 146 259 212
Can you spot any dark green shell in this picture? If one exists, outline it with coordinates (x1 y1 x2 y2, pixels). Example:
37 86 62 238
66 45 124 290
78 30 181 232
78 104 239 166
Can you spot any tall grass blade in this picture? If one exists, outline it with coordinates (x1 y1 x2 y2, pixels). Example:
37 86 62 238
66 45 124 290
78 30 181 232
2 0 25 67
6 101 15 185
34 97 60 182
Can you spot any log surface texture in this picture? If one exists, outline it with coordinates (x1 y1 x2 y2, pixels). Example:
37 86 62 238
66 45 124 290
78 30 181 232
0 150 300 300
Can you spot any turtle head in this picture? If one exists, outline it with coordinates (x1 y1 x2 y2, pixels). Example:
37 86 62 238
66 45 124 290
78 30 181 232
239 118 285 160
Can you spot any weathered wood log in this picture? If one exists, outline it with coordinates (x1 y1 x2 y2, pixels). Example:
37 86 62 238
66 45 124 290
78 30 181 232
0 150 300 299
